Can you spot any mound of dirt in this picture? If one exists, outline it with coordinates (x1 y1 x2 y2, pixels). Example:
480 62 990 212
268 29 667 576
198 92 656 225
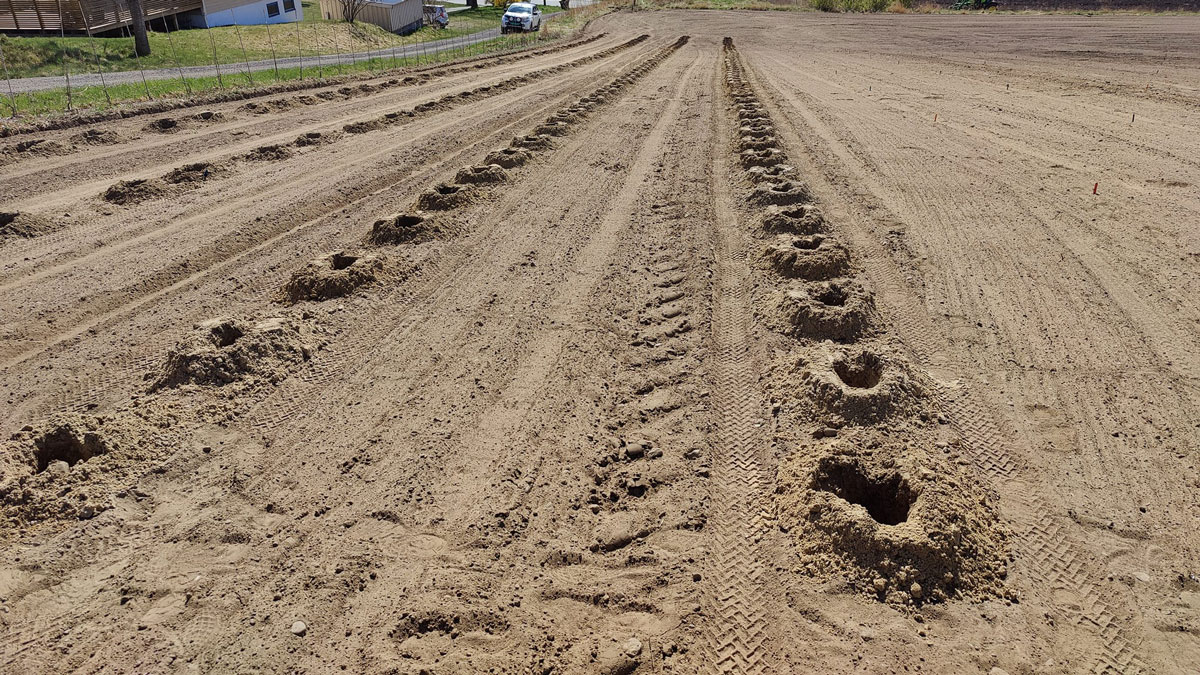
739 134 779 151
0 410 179 530
770 279 878 342
343 119 384 134
416 183 476 211
761 204 824 234
154 315 317 389
740 122 774 138
70 128 121 145
145 117 180 133
193 110 226 122
367 212 438 245
511 134 555 151
10 138 72 157
547 111 579 124
535 121 572 137
103 178 168 205
776 430 1010 607
164 162 219 185
794 343 926 424
746 163 796 184
763 234 851 280
243 144 293 161
294 131 341 147
454 164 509 185
483 147 531 168
281 251 383 302
0 211 58 242
753 180 811 206
413 100 448 114
741 147 788 169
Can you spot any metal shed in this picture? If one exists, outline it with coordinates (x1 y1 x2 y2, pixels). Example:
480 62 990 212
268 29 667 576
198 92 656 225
317 0 422 34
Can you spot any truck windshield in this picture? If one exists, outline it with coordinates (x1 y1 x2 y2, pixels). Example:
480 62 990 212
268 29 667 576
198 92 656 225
509 6 531 13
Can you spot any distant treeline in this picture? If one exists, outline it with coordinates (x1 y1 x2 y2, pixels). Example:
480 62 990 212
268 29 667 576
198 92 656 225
973 0 1199 8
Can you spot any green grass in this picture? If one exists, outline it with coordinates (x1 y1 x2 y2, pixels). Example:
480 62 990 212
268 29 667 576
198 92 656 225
0 0 547 80
0 28 570 117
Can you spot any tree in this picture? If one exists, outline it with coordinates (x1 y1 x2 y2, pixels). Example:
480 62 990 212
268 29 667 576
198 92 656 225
466 0 478 9
126 0 151 57
340 0 363 22
340 0 370 23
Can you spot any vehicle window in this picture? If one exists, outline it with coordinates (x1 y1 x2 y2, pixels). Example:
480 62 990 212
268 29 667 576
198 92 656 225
266 1 280 16
510 6 530 12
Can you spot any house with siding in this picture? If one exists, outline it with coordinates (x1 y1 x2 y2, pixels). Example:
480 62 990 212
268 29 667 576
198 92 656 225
0 0 301 33
191 0 302 27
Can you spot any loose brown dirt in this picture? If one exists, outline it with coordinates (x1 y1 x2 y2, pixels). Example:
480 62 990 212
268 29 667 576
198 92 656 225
1 12 1197 675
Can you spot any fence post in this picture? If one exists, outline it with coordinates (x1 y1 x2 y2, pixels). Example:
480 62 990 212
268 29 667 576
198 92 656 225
312 24 323 79
233 22 254 84
55 0 72 111
295 18 304 80
265 19 280 81
0 39 17 117
162 16 191 95
332 23 343 75
208 26 225 89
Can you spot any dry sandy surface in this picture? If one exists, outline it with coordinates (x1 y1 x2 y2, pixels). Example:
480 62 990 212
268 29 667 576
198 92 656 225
1 10 1198 674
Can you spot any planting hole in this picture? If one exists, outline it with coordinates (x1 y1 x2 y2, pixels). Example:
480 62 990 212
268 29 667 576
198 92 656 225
330 253 358 270
813 459 915 526
34 427 104 472
208 321 244 348
816 285 848 307
436 185 461 195
833 351 883 389
792 236 823 251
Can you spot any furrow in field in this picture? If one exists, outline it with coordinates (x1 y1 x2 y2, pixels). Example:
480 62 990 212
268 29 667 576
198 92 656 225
740 44 1151 675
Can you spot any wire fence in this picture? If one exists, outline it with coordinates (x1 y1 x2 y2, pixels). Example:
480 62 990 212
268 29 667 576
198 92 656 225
0 1 605 118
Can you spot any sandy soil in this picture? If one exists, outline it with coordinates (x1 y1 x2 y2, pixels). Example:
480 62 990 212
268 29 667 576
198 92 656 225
1 11 1198 674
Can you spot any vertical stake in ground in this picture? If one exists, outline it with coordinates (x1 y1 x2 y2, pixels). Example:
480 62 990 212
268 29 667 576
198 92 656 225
295 18 304 80
76 0 112 106
162 16 191 95
265 20 280 82
56 0 72 111
234 22 254 84
208 26 225 88
332 24 343 75
312 24 323 80
0 36 19 116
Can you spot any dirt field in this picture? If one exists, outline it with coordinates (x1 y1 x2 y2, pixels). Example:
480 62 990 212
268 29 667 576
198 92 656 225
1 10 1198 674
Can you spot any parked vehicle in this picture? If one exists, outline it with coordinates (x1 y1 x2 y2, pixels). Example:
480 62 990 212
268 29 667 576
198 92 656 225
423 4 449 28
501 2 542 33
